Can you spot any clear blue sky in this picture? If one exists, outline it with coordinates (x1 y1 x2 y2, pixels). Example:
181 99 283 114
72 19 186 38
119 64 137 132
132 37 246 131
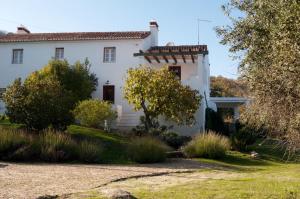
0 0 239 79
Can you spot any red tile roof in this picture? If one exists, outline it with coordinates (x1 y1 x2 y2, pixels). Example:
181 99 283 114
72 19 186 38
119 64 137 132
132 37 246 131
0 31 151 43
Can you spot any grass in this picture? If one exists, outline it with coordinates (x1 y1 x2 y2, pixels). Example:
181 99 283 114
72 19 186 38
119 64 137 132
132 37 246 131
0 122 129 164
130 140 300 199
127 136 170 163
69 139 300 199
66 125 130 163
183 131 230 159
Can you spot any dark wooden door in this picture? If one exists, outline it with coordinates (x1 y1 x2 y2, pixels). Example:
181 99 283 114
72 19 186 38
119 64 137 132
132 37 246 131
103 85 115 103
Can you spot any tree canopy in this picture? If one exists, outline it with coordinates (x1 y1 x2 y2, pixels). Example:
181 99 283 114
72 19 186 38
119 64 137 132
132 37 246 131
216 0 300 153
3 59 98 130
210 76 247 97
123 66 201 132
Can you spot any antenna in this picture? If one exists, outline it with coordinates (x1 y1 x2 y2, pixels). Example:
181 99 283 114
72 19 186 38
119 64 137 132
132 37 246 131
197 18 212 45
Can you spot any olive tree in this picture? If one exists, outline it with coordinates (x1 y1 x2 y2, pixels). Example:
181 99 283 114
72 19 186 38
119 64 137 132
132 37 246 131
216 0 300 154
123 66 201 132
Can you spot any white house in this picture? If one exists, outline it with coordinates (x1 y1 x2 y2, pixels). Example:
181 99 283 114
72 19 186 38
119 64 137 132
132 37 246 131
0 21 212 135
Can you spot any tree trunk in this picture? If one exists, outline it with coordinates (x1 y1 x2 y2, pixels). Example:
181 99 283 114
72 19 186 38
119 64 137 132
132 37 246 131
141 101 152 132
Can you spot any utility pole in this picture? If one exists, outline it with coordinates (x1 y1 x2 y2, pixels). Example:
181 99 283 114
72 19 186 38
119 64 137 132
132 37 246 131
197 18 212 45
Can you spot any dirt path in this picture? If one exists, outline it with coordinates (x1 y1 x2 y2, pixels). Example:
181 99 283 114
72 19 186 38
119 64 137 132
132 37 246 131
0 159 212 199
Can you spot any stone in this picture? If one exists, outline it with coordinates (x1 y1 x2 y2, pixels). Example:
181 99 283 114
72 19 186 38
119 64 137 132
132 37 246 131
250 151 260 159
102 189 136 199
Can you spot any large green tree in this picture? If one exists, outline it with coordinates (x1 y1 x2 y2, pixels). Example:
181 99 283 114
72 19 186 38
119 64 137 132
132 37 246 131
4 77 74 130
216 0 300 153
123 66 201 132
4 59 98 130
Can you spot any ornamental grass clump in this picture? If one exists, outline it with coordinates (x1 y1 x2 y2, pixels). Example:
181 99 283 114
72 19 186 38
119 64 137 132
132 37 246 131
0 127 103 163
183 131 230 159
128 136 170 163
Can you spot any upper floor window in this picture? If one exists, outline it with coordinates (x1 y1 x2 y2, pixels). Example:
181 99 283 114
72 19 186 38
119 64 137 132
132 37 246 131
0 88 6 100
55 48 64 60
103 47 116 63
12 49 23 64
169 66 181 80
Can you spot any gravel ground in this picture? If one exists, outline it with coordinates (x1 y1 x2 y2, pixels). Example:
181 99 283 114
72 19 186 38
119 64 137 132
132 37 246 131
0 159 208 199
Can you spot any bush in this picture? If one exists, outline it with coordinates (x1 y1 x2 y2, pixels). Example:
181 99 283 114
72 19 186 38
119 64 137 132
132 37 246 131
205 108 229 136
73 99 117 128
127 137 170 163
39 130 78 162
0 127 29 156
160 131 191 149
231 125 260 151
3 59 98 131
183 131 230 159
0 127 103 163
78 140 102 163
4 77 74 131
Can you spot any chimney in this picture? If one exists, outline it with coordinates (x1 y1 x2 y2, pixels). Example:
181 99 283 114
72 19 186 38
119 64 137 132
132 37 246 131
17 25 30 34
149 20 158 46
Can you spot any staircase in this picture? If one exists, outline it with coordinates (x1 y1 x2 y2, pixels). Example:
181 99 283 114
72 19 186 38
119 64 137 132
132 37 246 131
116 112 141 130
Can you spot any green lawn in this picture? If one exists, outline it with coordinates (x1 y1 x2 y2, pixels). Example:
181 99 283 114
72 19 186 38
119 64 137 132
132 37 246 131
66 125 130 164
70 140 299 199
132 142 300 199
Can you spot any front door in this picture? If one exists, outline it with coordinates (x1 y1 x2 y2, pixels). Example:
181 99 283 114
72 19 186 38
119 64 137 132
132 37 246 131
103 85 115 104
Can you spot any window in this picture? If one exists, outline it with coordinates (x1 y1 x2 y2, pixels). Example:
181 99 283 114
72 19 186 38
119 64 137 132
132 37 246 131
103 47 116 63
0 88 6 100
55 48 64 60
169 66 181 80
103 85 115 103
12 49 23 64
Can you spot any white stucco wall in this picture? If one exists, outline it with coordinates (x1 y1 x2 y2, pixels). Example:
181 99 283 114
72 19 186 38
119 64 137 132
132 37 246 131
0 34 210 136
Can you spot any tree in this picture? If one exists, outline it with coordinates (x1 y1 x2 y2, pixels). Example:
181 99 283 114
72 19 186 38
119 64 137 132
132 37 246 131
123 66 201 132
210 76 247 97
216 0 300 153
3 59 98 131
29 58 98 103
4 77 74 130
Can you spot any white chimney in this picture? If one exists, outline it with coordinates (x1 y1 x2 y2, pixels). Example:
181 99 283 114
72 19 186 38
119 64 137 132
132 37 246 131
16 25 30 34
149 20 158 46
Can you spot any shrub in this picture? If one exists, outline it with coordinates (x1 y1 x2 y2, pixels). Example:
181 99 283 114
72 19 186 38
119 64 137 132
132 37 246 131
183 131 230 159
160 131 191 149
73 99 117 128
0 127 29 156
3 59 98 131
78 140 103 163
231 125 260 151
205 108 229 136
127 137 170 163
39 130 78 162
4 77 74 131
0 127 103 163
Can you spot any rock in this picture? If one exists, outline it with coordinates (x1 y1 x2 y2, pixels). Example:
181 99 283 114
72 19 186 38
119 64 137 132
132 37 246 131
250 151 260 159
102 189 136 199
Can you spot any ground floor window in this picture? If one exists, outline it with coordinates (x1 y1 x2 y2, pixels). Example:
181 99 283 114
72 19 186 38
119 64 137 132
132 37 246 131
169 66 181 80
103 85 115 104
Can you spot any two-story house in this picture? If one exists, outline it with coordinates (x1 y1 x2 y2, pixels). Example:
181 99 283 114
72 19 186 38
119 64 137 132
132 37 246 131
0 21 211 135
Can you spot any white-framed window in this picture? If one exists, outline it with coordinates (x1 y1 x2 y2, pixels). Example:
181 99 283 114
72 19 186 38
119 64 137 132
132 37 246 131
55 48 64 60
0 88 6 100
103 47 116 63
12 49 23 64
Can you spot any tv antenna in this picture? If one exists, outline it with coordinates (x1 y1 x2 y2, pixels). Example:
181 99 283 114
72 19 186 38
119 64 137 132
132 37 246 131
197 18 212 45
